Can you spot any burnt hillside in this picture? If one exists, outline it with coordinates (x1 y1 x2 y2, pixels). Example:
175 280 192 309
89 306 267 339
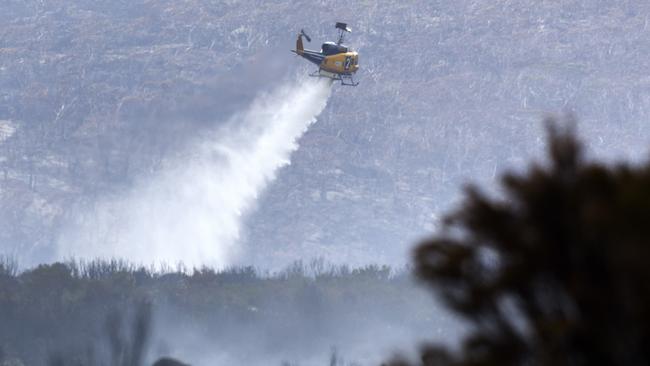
1 1 649 267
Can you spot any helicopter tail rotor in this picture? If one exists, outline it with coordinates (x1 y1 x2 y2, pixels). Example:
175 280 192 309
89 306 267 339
300 29 311 42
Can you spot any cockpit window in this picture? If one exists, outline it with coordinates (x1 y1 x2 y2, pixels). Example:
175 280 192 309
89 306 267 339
321 42 348 55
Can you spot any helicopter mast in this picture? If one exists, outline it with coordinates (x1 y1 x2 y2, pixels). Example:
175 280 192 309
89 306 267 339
335 22 351 45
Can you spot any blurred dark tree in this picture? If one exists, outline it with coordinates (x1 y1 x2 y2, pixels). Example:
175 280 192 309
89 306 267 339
389 121 650 366
151 358 189 366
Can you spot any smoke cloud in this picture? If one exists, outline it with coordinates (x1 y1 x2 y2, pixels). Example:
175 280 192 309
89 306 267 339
57 78 332 268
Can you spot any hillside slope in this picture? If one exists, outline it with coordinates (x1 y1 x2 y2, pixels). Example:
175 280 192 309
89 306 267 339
1 1 649 267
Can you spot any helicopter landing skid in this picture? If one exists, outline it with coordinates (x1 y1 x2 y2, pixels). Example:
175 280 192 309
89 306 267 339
309 70 359 86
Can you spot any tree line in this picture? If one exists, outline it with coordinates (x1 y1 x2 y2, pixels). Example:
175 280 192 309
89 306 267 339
0 259 433 365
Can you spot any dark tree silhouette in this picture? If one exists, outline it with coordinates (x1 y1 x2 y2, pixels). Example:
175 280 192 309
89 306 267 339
389 121 650 366
151 358 189 366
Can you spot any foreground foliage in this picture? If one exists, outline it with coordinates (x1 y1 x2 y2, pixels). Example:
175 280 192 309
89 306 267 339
388 124 650 366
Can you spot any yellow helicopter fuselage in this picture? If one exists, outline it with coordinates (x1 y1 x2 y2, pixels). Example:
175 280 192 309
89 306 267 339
320 51 359 75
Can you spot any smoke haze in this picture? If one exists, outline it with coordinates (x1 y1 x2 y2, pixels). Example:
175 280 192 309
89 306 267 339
57 78 332 268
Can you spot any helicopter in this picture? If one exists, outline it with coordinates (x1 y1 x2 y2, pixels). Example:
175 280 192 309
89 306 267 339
292 22 359 86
